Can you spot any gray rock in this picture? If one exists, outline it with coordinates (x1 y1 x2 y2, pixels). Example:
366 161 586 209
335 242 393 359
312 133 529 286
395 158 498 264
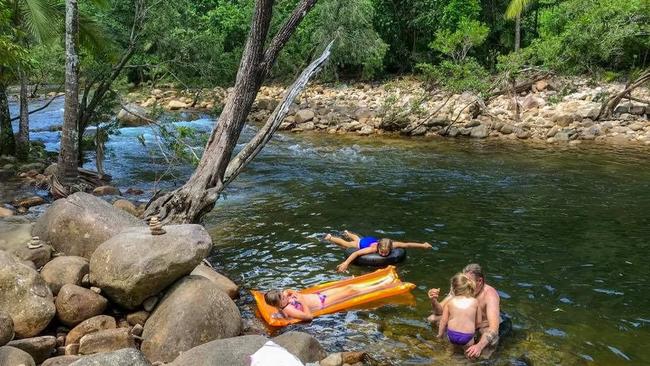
169 335 268 366
56 285 108 327
546 125 560 138
295 109 315 123
32 192 143 259
41 256 89 295
41 355 81 366
0 222 52 268
78 328 135 355
470 124 489 139
522 94 545 110
190 264 239 299
66 315 116 346
7 336 56 364
69 348 150 366
499 124 514 135
551 113 575 127
273 331 326 364
0 345 36 366
117 103 150 127
0 251 55 338
141 276 241 363
0 311 13 346
89 224 211 309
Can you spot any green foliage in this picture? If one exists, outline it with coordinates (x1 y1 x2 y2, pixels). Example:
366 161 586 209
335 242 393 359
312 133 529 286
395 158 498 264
530 0 649 73
417 59 490 94
430 18 489 62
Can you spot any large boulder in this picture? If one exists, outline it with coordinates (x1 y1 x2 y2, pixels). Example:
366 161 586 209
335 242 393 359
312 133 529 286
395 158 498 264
141 276 241 363
295 109 315 123
273 331 326 364
32 192 143 259
41 256 89 295
0 311 14 346
55 285 108 327
89 225 211 309
169 335 268 366
6 335 56 364
0 251 55 338
66 315 116 346
0 222 52 268
190 264 239 299
0 346 36 366
69 348 151 366
116 104 150 127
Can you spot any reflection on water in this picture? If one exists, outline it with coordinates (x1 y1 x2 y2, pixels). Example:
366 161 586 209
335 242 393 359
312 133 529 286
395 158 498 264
13 99 650 365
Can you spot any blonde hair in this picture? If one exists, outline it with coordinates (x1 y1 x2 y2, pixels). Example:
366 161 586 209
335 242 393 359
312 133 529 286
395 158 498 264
451 272 476 297
377 238 393 256
264 290 283 307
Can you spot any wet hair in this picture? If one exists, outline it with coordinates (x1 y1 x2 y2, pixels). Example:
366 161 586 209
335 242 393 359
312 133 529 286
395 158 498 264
264 290 283 307
463 263 484 280
377 238 393 257
451 272 476 297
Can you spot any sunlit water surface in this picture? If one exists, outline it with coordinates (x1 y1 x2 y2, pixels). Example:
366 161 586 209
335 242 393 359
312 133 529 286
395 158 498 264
11 99 650 365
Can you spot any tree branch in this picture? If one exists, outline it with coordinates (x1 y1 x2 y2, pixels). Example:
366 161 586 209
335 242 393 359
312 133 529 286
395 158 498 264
10 88 63 122
221 41 333 189
260 0 319 76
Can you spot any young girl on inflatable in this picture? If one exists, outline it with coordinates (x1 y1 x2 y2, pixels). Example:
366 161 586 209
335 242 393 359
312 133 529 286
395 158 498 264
324 230 433 272
437 273 482 352
264 276 395 321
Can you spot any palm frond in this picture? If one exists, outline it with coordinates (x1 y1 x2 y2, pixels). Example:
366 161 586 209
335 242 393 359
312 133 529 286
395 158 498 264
505 0 534 20
20 0 60 42
79 11 117 59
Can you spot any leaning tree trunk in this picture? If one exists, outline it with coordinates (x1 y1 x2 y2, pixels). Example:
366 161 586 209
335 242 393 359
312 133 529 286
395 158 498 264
0 80 16 156
597 69 650 120
16 70 30 160
145 0 320 224
514 13 521 52
57 0 80 189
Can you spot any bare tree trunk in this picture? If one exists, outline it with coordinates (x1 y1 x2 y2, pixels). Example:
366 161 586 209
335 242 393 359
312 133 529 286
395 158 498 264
597 69 650 120
57 0 80 189
0 79 16 156
515 14 521 52
145 0 320 224
16 70 30 160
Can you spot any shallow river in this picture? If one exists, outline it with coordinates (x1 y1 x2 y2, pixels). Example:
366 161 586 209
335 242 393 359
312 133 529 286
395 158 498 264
13 99 650 365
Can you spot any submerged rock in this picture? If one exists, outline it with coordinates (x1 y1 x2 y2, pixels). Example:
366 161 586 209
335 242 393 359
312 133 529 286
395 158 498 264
89 224 211 309
32 192 143 259
141 276 241 363
0 251 55 338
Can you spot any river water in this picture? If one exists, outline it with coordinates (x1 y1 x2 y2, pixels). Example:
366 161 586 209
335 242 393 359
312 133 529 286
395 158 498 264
12 99 650 365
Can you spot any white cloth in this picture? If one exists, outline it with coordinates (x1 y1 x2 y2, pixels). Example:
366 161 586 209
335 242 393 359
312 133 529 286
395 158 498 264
249 341 304 366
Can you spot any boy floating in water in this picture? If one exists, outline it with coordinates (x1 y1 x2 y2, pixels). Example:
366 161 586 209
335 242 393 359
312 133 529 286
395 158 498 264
437 273 482 353
324 230 433 272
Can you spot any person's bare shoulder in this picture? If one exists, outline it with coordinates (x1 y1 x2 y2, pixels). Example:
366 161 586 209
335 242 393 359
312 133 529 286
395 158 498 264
484 284 500 300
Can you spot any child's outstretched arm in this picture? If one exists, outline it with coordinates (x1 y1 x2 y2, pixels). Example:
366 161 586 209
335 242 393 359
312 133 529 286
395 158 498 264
393 241 433 249
336 246 376 272
437 303 450 338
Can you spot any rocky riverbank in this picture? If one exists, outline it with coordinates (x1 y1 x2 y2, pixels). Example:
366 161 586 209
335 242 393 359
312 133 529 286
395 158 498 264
120 77 650 146
0 179 365 365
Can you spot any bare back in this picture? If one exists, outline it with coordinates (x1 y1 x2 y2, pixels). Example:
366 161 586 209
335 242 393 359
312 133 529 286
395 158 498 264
447 296 479 334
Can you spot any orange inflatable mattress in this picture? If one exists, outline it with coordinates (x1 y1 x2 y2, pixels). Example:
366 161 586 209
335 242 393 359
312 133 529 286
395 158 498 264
252 266 416 327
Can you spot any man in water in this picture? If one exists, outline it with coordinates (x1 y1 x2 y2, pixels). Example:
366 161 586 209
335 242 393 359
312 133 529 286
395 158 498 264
428 263 500 359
